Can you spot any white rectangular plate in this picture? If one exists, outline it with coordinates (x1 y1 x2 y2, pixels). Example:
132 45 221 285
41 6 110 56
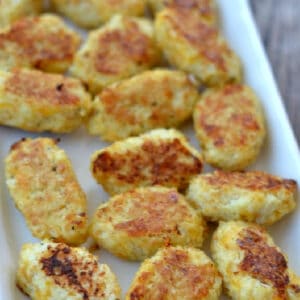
0 0 299 299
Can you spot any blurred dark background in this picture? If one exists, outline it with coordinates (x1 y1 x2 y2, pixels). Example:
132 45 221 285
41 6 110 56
250 0 300 144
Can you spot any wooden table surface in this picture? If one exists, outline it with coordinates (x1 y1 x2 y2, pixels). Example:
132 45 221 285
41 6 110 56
250 0 300 144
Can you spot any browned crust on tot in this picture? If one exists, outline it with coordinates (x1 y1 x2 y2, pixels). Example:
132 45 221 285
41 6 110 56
290 284 300 294
4 70 80 106
195 84 264 149
204 170 297 192
112 189 189 237
165 9 228 71
129 248 217 299
40 243 104 299
16 282 29 297
7 138 87 243
0 16 79 67
99 72 194 126
10 137 28 151
99 85 165 125
237 228 289 299
166 0 216 21
94 19 156 75
92 138 202 188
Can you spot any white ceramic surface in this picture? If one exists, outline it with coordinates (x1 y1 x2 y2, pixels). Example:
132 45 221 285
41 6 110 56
0 0 299 299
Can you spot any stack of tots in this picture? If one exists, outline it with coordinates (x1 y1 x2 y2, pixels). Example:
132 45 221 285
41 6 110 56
0 0 298 299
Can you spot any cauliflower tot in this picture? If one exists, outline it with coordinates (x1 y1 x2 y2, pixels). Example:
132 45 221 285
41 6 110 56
5 138 88 245
90 186 206 260
193 84 266 170
155 7 242 86
126 246 222 300
0 14 81 73
17 241 121 300
187 170 297 225
90 129 203 195
87 69 199 141
211 221 300 300
71 15 160 94
0 69 91 133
